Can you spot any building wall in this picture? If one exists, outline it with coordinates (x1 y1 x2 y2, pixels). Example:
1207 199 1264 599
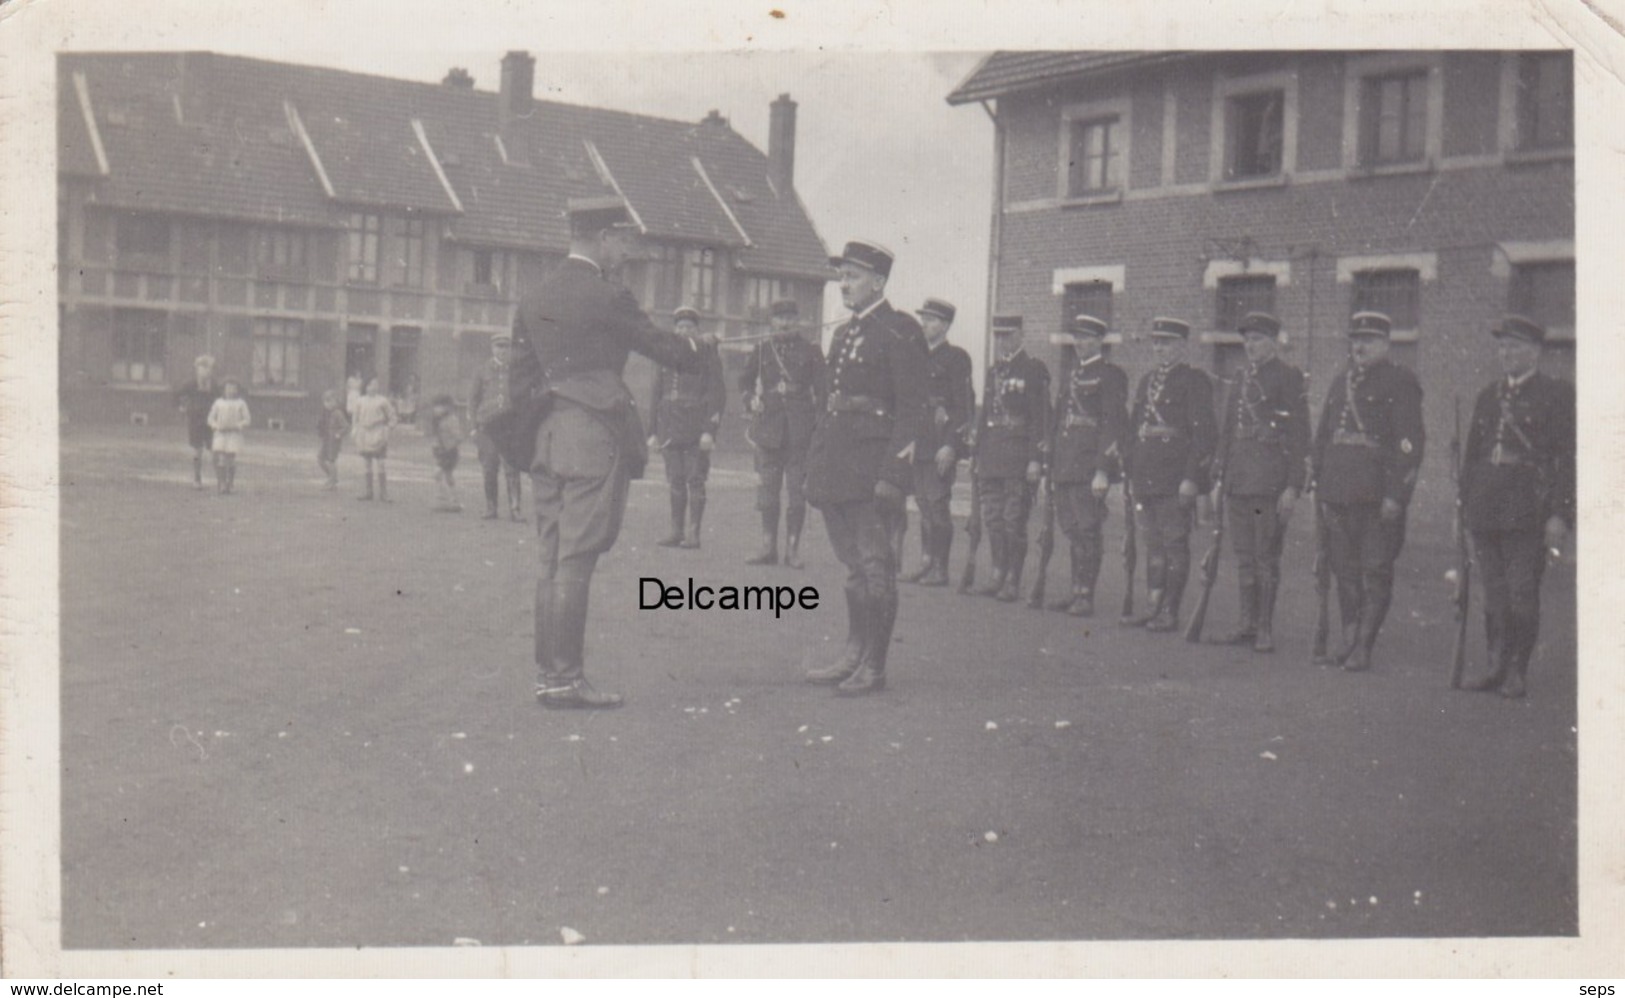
988 50 1574 525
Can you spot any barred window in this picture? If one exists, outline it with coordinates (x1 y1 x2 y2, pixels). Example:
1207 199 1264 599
1508 261 1574 336
1062 280 1114 330
252 317 304 389
1350 268 1420 330
1216 275 1277 331
1066 117 1122 196
387 216 426 288
112 309 166 383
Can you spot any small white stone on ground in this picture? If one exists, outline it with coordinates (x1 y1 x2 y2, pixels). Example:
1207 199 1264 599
985 721 998 731
344 627 362 634
597 886 609 895
451 732 466 739
463 762 475 773
798 725 809 733
821 735 833 743
453 937 481 947
399 866 409 873
1260 751 1278 761
984 831 999 843
560 927 585 945
1054 721 1071 729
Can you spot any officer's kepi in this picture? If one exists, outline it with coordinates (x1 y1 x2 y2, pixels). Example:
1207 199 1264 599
1238 311 1282 339
991 314 1023 336
1148 317 1191 339
1492 313 1546 344
829 239 895 278
1348 311 1393 339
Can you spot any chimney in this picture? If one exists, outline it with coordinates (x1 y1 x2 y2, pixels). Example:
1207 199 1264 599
700 109 729 132
499 51 535 163
442 67 475 89
768 93 796 193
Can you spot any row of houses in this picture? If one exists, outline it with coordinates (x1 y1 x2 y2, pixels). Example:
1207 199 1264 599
57 50 831 434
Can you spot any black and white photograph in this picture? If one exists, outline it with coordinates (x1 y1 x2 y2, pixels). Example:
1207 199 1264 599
3 0 1623 980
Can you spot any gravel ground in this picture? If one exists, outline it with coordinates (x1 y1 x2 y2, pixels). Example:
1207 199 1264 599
58 424 1577 949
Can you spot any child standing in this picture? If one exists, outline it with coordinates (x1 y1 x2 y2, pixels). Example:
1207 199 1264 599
352 378 398 502
206 378 251 495
427 394 465 513
316 389 351 491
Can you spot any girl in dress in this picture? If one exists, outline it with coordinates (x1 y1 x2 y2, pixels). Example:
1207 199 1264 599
352 378 399 502
206 378 251 495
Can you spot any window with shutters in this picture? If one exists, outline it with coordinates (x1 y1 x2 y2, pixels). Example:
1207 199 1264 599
1225 91 1285 180
1066 117 1122 197
1359 71 1429 166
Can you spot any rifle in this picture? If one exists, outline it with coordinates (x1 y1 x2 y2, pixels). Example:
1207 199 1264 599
1119 482 1138 622
1183 486 1226 643
1311 499 1333 664
959 473 983 594
1449 397 1472 689
1027 474 1057 609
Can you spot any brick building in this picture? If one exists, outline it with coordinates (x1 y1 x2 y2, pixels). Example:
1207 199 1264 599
57 51 829 435
948 51 1574 522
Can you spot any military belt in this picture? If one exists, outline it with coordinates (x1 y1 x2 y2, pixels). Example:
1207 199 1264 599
1331 430 1379 448
1138 425 1182 441
826 392 888 418
988 416 1027 429
1063 414 1099 429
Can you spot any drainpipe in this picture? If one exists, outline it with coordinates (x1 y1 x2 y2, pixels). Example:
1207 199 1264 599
980 99 1004 381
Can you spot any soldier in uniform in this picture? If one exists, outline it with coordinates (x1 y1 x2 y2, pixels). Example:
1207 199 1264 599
1210 312 1310 653
1457 315 1574 699
1045 313 1129 617
174 354 221 489
803 239 930 696
973 315 1051 603
468 333 526 521
1310 311 1425 673
1122 317 1217 632
740 298 826 568
649 306 727 549
508 195 714 710
901 297 976 587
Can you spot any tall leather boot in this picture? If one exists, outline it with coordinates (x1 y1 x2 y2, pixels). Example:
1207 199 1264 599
1211 581 1259 645
1070 535 1103 617
506 470 525 522
747 507 779 564
483 467 500 518
532 579 558 698
922 520 952 586
1253 579 1278 653
807 586 866 684
837 591 895 696
681 493 705 549
978 531 1007 597
1147 566 1186 632
888 513 908 578
998 541 1026 602
357 469 374 501
1344 597 1387 673
377 470 391 503
783 506 806 569
658 490 687 547
1463 612 1508 692
1333 581 1361 665
537 576 622 709
1498 612 1536 699
901 522 934 584
1049 543 1081 611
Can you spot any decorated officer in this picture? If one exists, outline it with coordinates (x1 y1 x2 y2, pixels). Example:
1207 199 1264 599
740 298 826 568
900 297 976 587
973 314 1051 603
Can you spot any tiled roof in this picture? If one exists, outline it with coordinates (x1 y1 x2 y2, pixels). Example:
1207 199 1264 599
57 52 831 277
945 51 1189 105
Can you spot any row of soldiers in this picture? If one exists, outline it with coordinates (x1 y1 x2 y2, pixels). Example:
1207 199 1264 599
701 251 1573 698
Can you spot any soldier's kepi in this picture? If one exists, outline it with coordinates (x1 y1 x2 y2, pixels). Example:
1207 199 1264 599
973 314 1051 603
802 239 930 696
900 297 975 588
1122 317 1217 633
1455 314 1574 699
1310 310 1425 674
1044 312 1129 617
1208 311 1309 653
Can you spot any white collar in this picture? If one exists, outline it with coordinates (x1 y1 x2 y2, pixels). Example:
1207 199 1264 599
1507 368 1537 389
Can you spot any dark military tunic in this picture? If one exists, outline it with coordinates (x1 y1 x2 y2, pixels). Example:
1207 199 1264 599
741 334 826 455
1050 352 1128 485
1311 356 1425 659
921 340 977 468
975 348 1051 479
805 299 931 507
1126 362 1217 499
1460 370 1575 687
1217 356 1310 498
650 345 725 447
